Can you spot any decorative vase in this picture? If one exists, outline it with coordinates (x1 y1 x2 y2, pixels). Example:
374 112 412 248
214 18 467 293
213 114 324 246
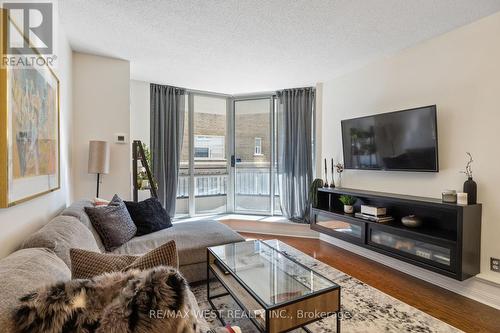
337 173 342 188
463 177 477 204
344 205 354 214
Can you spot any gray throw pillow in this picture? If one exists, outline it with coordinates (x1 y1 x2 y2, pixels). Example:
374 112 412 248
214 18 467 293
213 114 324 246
85 195 137 251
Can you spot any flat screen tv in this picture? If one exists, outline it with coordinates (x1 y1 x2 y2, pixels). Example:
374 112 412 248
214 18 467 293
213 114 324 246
341 105 438 172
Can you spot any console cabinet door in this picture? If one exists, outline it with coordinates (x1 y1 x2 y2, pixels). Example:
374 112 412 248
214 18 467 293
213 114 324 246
312 210 365 243
368 224 457 272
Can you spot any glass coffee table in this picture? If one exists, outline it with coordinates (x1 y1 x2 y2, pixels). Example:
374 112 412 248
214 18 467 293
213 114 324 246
207 240 341 333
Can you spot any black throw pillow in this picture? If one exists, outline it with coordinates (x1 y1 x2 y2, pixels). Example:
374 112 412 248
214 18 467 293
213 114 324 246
125 198 172 236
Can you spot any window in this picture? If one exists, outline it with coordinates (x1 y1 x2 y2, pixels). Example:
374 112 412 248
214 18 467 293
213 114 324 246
194 135 225 160
194 147 209 158
254 137 262 155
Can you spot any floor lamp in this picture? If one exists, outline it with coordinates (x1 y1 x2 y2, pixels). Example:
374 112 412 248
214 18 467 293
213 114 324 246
88 140 110 198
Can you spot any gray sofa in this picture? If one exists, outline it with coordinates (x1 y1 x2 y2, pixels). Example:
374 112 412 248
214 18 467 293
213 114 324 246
60 200 244 282
0 200 244 331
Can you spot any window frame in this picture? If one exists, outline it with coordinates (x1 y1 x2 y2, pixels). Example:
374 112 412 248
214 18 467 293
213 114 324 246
254 137 263 156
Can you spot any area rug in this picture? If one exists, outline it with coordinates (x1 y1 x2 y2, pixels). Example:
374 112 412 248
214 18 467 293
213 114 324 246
191 239 461 333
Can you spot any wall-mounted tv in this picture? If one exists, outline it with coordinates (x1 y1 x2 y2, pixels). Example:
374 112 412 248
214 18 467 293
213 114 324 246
341 105 438 172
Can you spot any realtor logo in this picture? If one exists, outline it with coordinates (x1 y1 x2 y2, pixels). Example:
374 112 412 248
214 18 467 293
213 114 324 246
1 1 57 68
2 2 53 54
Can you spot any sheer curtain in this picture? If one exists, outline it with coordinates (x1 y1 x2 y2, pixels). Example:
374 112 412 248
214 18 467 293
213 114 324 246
276 87 315 223
150 84 186 217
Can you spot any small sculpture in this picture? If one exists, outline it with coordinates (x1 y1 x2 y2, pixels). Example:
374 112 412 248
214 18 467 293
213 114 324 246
401 215 423 228
335 163 344 188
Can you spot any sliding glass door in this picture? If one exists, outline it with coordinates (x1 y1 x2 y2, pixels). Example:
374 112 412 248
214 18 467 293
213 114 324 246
175 93 229 216
234 97 276 214
193 95 228 215
175 93 280 217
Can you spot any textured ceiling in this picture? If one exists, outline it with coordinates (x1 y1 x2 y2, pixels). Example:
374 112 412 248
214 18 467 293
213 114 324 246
60 0 500 94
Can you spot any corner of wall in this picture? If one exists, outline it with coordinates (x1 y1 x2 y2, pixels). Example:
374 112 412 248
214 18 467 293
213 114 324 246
71 53 131 201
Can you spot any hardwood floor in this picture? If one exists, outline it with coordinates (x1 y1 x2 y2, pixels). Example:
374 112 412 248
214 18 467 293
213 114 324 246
239 232 500 333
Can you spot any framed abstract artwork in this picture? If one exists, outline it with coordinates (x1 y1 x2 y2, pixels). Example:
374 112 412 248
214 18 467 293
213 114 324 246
0 49 60 207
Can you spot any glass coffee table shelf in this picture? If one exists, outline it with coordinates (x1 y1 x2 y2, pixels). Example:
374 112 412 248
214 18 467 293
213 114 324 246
207 240 341 333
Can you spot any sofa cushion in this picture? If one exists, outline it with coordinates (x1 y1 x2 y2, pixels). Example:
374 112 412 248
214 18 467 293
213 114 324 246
0 248 71 332
85 195 137 251
61 199 106 251
125 197 172 236
112 220 244 267
70 240 178 279
20 215 100 268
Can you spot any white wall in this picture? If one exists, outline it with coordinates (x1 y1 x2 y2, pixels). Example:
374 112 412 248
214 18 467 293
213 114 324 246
130 80 150 145
0 28 73 258
322 12 500 285
72 53 131 201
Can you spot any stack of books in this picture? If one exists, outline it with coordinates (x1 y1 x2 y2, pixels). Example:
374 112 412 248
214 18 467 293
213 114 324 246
355 212 394 223
355 205 394 223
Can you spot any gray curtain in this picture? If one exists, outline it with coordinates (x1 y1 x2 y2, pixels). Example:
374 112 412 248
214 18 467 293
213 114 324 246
150 84 186 218
277 87 315 223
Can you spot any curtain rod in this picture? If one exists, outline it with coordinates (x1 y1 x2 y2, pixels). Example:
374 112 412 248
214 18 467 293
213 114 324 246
147 81 315 98
148 81 231 97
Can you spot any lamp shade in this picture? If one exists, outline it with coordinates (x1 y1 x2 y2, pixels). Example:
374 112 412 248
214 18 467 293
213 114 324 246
88 140 110 174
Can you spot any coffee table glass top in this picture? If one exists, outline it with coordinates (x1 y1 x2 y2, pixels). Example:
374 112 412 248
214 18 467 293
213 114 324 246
209 240 338 307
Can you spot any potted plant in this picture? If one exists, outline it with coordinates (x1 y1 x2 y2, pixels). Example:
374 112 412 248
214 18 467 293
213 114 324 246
137 143 157 190
339 195 357 214
309 178 324 208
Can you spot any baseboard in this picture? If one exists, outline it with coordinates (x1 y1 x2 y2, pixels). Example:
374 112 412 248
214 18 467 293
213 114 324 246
320 234 500 309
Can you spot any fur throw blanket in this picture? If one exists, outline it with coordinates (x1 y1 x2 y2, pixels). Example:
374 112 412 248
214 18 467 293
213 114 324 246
12 266 230 333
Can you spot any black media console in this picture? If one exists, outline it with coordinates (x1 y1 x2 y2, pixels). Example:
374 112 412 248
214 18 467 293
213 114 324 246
311 187 481 280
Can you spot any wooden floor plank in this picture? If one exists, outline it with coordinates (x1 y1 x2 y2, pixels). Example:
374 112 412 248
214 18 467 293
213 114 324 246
239 232 500 333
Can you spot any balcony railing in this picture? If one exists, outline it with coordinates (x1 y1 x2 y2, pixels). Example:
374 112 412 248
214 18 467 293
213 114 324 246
176 168 279 198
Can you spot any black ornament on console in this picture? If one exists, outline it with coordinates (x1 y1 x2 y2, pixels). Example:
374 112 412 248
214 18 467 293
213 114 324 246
323 158 329 187
461 152 477 205
330 158 335 188
464 178 477 205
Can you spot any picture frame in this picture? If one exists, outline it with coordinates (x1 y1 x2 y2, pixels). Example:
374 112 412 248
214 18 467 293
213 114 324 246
0 11 60 207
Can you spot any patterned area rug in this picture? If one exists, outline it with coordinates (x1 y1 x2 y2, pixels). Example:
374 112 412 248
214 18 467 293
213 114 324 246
192 240 461 333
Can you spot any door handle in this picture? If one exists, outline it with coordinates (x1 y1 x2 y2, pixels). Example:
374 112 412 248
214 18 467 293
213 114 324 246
231 155 235 167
